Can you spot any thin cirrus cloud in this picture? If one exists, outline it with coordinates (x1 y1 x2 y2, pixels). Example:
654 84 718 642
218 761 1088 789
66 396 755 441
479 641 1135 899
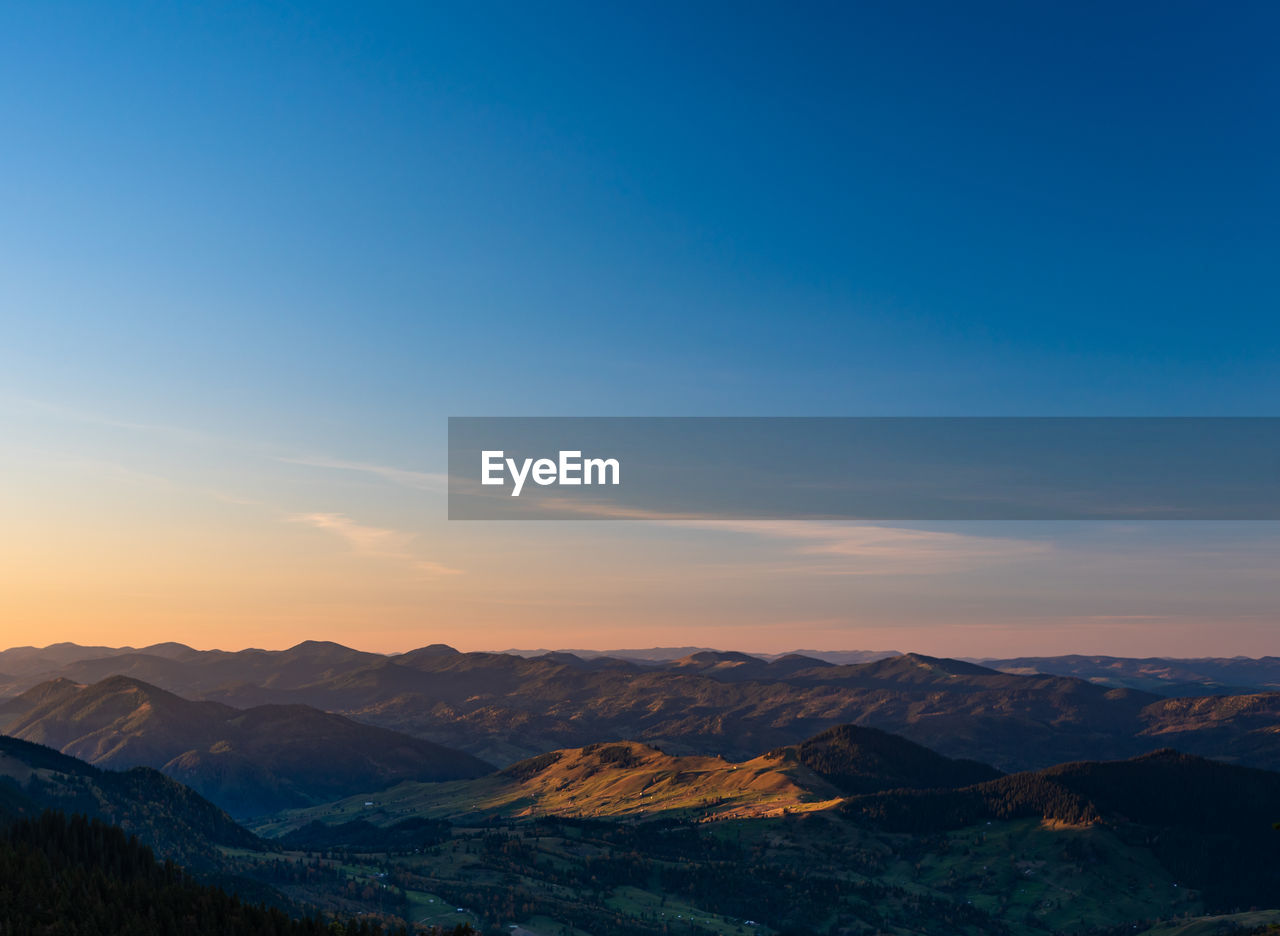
289 512 463 578
524 498 1052 575
273 455 448 492
9 396 449 495
674 519 1052 575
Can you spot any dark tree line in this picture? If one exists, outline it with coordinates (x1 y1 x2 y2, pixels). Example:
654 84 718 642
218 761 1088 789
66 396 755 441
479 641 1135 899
0 810 471 936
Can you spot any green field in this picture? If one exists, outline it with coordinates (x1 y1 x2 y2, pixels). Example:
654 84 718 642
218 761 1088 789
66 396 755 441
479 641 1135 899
906 818 1200 931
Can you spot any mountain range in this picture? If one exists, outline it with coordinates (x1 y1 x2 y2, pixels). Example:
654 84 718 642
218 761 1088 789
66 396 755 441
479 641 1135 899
5 642 1280 777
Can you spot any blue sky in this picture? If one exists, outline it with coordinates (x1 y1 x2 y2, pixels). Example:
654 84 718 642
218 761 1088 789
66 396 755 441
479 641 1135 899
1 2 1277 653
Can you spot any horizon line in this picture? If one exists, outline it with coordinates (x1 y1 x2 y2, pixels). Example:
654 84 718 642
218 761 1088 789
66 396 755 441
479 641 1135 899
3 638 1275 663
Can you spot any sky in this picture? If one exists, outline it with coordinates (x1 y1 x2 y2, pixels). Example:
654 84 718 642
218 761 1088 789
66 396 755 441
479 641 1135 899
1 1 1277 656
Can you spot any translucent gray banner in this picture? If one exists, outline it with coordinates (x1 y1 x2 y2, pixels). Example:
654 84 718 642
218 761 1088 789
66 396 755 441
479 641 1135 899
447 417 1280 520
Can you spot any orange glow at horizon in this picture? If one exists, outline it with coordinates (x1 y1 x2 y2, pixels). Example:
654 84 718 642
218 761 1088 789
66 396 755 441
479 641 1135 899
2 424 1276 660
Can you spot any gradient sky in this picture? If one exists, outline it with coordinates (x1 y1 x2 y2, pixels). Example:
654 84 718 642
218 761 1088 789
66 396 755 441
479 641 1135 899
1 2 1277 656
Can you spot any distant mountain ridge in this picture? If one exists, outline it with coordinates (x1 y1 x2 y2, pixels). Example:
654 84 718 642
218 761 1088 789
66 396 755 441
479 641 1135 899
981 653 1280 695
497 647 902 665
6 642 1280 776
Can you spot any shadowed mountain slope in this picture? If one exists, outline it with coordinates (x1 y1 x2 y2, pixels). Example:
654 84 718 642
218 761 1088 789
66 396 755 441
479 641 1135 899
842 749 1280 912
0 733 255 867
2 676 492 817
771 723 1003 794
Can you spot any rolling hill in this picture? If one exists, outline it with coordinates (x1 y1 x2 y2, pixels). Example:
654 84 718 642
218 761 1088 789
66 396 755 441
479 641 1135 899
259 740 834 831
1 675 492 817
770 722 1003 794
260 725 1005 834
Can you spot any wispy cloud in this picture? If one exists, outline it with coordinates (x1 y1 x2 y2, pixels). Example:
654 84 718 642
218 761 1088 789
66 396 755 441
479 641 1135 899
289 512 463 578
274 455 447 492
8 396 448 494
688 519 1050 575
526 498 1050 574
6 396 227 447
